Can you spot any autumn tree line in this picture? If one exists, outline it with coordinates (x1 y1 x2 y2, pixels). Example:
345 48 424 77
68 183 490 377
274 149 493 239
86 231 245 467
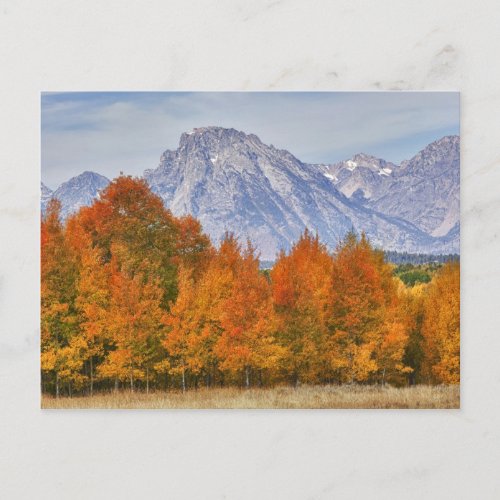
41 176 460 397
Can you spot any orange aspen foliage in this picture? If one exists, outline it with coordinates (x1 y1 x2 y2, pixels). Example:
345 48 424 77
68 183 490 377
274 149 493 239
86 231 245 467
162 234 239 390
216 240 282 387
328 232 410 384
98 247 164 391
40 176 458 396
373 267 413 385
271 229 334 385
74 243 110 395
162 266 199 391
71 175 179 305
41 199 79 396
173 215 213 277
186 248 235 385
421 262 460 384
400 283 427 384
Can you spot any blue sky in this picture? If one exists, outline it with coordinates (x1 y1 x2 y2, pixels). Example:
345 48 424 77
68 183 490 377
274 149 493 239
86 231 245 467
41 91 459 188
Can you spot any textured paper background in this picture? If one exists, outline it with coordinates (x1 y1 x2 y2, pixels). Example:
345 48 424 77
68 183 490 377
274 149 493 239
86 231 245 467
1 1 499 498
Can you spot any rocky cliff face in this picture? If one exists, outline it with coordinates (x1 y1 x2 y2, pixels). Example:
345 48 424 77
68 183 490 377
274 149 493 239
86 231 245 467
143 127 458 259
321 153 397 203
42 128 459 259
369 135 460 237
320 136 460 239
144 127 352 259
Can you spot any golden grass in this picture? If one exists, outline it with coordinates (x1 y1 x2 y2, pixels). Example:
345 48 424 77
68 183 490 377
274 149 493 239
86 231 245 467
41 384 459 409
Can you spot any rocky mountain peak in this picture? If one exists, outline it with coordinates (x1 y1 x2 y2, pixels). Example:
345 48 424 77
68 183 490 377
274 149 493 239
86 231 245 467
350 153 396 171
178 126 254 151
322 152 397 201
143 129 459 258
41 182 53 212
42 171 110 218
61 170 109 187
399 135 459 175
41 182 52 197
369 135 460 236
43 130 460 258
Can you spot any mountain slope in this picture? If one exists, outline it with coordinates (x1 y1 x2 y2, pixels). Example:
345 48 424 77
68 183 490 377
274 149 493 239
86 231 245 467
41 129 459 258
369 135 460 237
144 127 350 258
41 182 53 212
320 153 397 203
319 136 460 239
144 127 457 259
41 171 110 219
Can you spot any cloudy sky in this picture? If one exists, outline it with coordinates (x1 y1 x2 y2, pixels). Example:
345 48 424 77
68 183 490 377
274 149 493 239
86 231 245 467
41 91 459 188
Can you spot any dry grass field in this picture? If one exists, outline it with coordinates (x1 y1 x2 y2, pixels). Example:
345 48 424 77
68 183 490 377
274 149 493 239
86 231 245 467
42 384 459 409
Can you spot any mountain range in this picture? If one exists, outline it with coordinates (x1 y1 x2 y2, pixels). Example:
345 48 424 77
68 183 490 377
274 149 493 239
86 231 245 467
41 171 109 220
41 127 460 260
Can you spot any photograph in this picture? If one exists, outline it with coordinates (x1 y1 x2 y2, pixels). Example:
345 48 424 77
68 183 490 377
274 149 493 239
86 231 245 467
40 91 460 409
5 2 500 498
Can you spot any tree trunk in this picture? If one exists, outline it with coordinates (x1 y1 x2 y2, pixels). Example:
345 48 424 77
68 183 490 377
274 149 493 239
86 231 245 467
245 366 250 389
349 344 354 384
89 356 94 397
114 378 119 393
181 367 186 393
130 370 134 393
381 368 386 386
146 367 149 394
56 372 60 399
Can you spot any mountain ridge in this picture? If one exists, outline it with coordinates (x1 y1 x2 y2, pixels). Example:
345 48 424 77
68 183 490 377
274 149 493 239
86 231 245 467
42 127 459 259
41 171 110 219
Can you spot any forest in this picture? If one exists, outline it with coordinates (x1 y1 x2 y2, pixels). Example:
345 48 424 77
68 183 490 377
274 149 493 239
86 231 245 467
383 250 459 266
41 176 460 398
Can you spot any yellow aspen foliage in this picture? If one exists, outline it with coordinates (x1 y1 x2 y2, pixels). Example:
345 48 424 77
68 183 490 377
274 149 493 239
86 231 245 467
41 199 79 396
271 229 334 385
163 265 200 391
40 178 459 395
98 247 165 391
421 262 460 384
215 240 283 387
328 232 410 384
